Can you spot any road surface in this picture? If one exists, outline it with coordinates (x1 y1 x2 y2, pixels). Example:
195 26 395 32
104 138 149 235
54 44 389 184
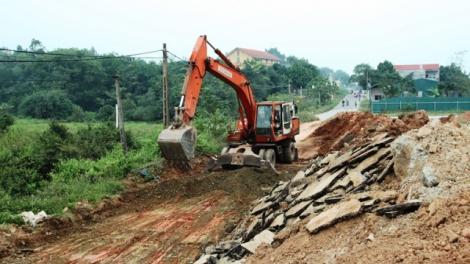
315 91 361 121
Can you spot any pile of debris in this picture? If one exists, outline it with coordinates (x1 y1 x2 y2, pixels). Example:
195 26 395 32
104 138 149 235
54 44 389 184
194 111 470 264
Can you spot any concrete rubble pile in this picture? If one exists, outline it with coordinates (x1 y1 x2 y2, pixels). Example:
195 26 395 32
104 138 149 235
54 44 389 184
195 135 421 263
194 113 470 264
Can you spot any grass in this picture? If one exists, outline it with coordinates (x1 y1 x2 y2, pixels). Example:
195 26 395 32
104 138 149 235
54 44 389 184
0 119 166 224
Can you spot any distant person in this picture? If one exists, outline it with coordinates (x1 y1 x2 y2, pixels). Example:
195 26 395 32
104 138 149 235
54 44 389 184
355 101 357 107
342 100 345 107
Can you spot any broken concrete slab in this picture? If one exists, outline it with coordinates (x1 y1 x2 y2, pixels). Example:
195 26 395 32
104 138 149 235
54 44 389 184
261 211 275 229
320 152 338 166
372 136 395 148
348 146 379 164
375 201 421 216
325 195 344 204
377 158 394 183
299 204 325 220
270 181 290 196
291 171 306 184
330 175 351 191
251 200 274 215
306 199 363 234
241 229 275 254
285 201 311 218
269 213 286 230
294 167 347 203
348 170 367 187
310 166 328 178
327 150 353 172
243 219 262 242
355 147 392 173
354 190 398 203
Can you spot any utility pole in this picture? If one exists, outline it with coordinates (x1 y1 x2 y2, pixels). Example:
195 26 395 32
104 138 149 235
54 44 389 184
114 75 127 153
288 79 291 94
162 43 170 127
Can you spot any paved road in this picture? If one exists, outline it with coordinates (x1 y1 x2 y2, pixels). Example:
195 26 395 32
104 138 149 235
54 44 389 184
316 92 362 121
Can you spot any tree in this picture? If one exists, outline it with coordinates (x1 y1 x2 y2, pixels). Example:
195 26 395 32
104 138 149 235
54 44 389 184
334 70 350 88
438 63 470 97
19 90 74 119
286 57 320 92
28 39 45 52
349 63 375 90
320 67 334 79
265 48 285 62
376 60 402 98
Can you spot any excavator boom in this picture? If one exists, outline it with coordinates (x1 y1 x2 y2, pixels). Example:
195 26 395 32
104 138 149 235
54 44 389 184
157 35 257 166
157 35 299 171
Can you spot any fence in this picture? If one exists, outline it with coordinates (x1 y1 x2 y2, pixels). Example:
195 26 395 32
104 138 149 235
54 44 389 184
371 97 470 113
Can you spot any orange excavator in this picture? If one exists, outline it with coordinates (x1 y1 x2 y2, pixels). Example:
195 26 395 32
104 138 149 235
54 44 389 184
157 35 300 171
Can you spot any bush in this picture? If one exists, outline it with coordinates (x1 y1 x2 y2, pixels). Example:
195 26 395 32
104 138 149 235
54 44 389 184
95 105 115 121
401 104 416 112
67 105 86 122
19 90 74 119
0 113 15 132
74 122 120 160
297 111 319 122
38 120 74 176
0 166 45 196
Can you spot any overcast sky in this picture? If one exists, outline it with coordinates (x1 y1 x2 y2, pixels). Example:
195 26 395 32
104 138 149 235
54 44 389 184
2 0 469 76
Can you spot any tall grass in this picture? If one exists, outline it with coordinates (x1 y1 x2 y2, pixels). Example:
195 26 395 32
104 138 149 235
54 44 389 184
0 120 166 224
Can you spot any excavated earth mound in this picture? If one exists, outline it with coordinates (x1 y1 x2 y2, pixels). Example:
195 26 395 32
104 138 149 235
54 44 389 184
297 110 429 160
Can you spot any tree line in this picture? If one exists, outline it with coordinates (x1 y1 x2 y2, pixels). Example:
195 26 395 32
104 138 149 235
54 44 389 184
349 60 470 98
0 39 347 123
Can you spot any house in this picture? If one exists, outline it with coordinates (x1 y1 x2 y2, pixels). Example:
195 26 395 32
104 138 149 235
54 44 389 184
414 78 438 97
226 48 282 68
369 84 384 101
394 64 440 81
370 78 438 101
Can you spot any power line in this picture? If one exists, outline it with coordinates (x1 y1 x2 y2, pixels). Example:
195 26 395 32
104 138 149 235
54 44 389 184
0 49 164 63
166 50 187 63
0 48 162 57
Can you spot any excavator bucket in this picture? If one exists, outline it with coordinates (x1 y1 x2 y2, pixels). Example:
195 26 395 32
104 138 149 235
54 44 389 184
157 126 197 162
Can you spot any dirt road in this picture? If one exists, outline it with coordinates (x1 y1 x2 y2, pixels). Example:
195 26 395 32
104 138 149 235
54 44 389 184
1 138 311 264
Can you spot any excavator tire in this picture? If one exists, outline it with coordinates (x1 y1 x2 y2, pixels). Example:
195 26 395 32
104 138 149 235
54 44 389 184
284 142 296 163
265 149 276 168
258 149 266 160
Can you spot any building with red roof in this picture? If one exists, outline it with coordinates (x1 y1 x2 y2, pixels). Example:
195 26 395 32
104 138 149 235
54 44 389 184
393 64 440 81
226 48 282 68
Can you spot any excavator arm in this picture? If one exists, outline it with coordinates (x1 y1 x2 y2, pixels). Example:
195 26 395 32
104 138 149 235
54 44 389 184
157 35 257 165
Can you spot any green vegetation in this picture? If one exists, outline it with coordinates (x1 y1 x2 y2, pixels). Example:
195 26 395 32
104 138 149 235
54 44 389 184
0 120 163 224
0 39 353 225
